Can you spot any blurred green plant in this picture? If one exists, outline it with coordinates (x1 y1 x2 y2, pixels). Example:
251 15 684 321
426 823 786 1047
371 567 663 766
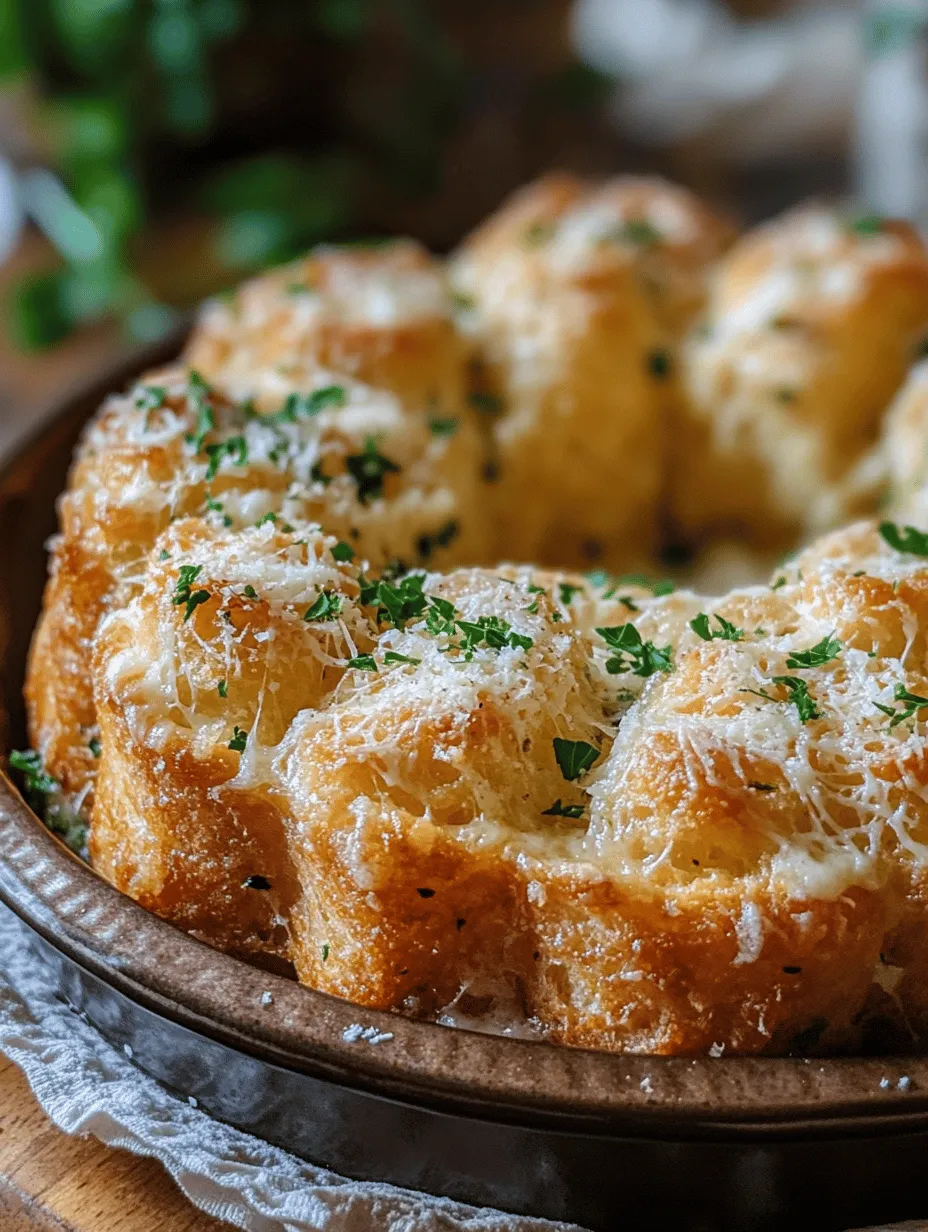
0 0 471 348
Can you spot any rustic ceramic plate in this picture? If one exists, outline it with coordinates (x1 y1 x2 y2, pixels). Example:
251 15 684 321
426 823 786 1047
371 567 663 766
1 337 928 1232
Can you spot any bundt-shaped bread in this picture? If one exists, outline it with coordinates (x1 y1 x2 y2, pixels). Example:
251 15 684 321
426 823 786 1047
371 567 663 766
24 174 928 1056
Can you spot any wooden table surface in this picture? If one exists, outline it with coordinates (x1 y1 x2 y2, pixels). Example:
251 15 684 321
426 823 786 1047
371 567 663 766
0 1056 230 1231
0 235 234 1229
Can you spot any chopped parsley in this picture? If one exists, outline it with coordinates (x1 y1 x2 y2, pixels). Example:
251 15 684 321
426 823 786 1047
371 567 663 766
204 435 248 481
468 392 504 416
428 415 459 438
690 613 744 642
185 370 215 452
425 594 457 637
9 749 58 803
365 573 429 628
879 521 928 556
596 624 673 677
384 651 421 666
785 634 842 670
348 654 378 672
417 520 459 560
304 590 344 622
218 680 228 698
553 737 600 782
345 437 401 504
743 676 822 723
648 350 672 380
771 576 788 591
89 737 101 758
134 384 166 414
542 799 585 819
611 218 662 247
331 540 355 562
228 726 248 752
322 943 330 962
456 615 533 657
310 459 331 486
848 213 884 237
875 685 928 729
172 564 210 621
558 582 584 606
243 584 258 599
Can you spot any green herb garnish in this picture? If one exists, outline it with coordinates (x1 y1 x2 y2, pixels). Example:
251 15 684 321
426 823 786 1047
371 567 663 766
228 726 248 752
875 685 928 728
542 799 585 819
690 613 744 642
89 737 101 758
304 590 343 622
173 564 210 621
218 680 228 698
879 521 928 556
558 582 584 606
348 654 378 671
428 415 459 438
596 624 674 677
204 434 248 481
345 437 401 504
553 738 600 782
331 540 355 562
383 651 421 666
743 676 822 723
468 392 503 416
785 634 842 670
185 370 215 453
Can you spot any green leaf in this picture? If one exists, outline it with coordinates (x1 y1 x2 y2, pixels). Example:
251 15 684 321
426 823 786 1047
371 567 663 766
596 624 673 677
345 437 401 504
553 737 600 782
348 653 378 672
331 541 355 562
228 725 248 752
785 634 842 670
428 415 459 438
876 684 928 729
770 676 822 723
879 521 928 556
304 590 343 622
383 651 421 666
558 582 584 606
690 613 744 643
542 798 585 819
204 434 248 480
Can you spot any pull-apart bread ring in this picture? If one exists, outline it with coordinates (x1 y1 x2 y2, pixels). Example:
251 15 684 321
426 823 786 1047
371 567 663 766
24 176 928 1057
84 514 928 1054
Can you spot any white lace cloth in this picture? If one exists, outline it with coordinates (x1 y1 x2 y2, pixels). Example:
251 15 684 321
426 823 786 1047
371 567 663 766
0 906 578 1232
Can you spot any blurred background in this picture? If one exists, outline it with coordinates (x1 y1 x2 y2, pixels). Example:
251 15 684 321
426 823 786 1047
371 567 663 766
0 0 926 430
